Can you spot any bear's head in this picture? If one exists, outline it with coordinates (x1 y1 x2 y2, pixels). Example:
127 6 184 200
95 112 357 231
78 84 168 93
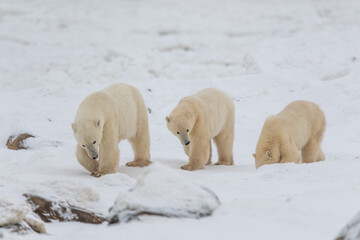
72 119 103 160
166 111 196 146
252 144 280 169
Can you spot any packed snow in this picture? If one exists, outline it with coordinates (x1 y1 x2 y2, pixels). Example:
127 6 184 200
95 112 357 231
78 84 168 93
0 0 360 239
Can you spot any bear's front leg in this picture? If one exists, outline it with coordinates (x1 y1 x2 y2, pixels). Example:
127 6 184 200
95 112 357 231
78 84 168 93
316 148 325 162
95 141 119 176
301 139 324 163
183 143 211 165
280 144 300 164
181 136 210 171
76 144 99 173
90 172 103 178
183 144 190 156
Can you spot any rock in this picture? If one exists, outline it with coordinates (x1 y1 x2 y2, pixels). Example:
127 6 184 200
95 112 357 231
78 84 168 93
3 222 31 234
24 214 46 234
6 134 34 150
0 198 45 234
24 194 107 224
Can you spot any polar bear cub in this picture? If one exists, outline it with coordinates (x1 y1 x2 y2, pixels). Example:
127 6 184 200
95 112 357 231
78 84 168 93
166 88 235 171
72 83 151 177
253 100 326 169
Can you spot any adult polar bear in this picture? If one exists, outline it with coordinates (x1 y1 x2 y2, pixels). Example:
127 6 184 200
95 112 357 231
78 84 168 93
253 100 326 169
72 83 151 177
166 88 235 171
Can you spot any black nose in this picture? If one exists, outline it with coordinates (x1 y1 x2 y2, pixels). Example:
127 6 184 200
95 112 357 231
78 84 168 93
92 155 98 160
185 141 190 145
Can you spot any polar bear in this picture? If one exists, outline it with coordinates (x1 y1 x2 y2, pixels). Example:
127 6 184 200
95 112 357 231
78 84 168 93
253 100 326 169
72 83 151 177
166 88 235 171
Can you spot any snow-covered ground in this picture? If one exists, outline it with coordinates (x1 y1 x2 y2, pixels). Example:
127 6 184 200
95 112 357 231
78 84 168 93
1 0 360 239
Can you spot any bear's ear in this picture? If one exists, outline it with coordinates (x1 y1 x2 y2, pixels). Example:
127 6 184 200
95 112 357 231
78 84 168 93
96 120 101 127
252 153 256 159
71 123 77 133
166 116 171 123
186 112 192 118
265 151 271 160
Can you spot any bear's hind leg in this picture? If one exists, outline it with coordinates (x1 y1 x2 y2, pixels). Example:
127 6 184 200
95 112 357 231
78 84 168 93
127 131 151 167
213 130 234 166
76 145 98 173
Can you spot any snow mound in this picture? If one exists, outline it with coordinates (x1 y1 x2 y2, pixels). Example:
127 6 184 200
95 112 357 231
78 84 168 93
108 165 220 223
98 173 137 188
46 180 100 206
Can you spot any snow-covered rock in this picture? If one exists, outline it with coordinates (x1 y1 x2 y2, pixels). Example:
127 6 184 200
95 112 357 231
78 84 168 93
0 198 46 234
108 165 220 223
0 199 30 226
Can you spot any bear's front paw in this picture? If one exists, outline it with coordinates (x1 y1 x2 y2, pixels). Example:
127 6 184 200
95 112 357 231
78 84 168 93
126 160 152 167
214 159 233 165
90 172 103 178
181 164 202 171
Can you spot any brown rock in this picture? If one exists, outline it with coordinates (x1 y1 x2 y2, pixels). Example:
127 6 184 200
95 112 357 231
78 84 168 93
6 134 34 150
23 194 107 224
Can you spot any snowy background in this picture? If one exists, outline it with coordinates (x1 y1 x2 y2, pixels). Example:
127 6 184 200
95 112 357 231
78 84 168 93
1 0 360 239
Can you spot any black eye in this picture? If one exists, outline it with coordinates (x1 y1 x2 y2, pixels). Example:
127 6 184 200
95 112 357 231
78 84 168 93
187 129 189 132
176 132 180 134
82 145 85 147
93 141 96 144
